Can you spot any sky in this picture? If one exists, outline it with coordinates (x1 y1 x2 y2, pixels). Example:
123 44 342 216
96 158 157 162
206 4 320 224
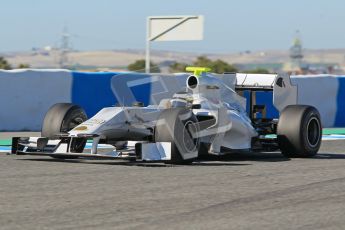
0 0 344 53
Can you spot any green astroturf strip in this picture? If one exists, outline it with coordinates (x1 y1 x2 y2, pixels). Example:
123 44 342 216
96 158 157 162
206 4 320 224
0 140 12 146
322 128 345 135
264 129 345 138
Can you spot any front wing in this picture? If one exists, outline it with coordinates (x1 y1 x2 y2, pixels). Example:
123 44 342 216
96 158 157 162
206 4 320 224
11 136 172 161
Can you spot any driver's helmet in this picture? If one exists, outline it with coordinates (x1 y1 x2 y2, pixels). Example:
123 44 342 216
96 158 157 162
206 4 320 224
170 91 193 108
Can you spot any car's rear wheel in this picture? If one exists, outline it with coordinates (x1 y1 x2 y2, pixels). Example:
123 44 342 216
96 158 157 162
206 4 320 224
155 108 199 164
277 105 322 157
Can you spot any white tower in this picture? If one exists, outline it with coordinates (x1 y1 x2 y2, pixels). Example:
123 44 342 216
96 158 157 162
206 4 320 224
289 30 303 68
59 27 70 68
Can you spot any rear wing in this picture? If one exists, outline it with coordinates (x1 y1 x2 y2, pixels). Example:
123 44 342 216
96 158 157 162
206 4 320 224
229 73 298 121
234 73 298 112
235 73 277 91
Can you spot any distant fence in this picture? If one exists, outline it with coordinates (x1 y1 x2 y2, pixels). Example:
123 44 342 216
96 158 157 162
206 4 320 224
0 69 344 131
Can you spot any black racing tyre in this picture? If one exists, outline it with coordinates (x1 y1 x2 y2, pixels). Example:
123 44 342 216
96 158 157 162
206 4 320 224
42 103 87 138
155 108 199 164
41 103 88 156
277 105 322 157
198 142 210 156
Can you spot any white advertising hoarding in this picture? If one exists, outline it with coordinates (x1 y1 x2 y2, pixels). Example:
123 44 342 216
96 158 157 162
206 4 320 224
145 15 204 73
148 15 204 41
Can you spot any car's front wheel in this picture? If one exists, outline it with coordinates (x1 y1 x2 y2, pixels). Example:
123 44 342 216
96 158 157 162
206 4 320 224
42 103 88 157
155 108 200 164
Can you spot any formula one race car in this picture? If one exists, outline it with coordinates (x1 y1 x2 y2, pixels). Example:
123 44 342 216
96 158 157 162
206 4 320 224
11 67 322 164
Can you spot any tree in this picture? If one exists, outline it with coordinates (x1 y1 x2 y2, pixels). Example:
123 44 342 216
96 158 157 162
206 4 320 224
0 57 12 70
244 68 271 74
193 56 213 67
193 56 238 74
211 59 238 73
17 63 30 69
169 62 188 73
169 56 239 74
127 59 160 73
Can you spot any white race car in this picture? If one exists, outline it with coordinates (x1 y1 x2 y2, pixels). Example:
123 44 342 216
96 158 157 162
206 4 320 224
11 67 322 164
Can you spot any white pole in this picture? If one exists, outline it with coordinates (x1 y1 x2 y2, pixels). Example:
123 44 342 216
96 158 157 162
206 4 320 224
145 39 150 73
145 17 150 73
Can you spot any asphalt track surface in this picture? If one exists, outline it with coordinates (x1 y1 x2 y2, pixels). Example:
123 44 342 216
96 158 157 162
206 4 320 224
1 132 345 230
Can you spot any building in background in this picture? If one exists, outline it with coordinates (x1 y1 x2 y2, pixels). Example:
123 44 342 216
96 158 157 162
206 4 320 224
282 30 305 74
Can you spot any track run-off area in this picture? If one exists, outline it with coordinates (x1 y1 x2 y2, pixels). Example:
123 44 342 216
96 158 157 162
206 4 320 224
1 131 345 230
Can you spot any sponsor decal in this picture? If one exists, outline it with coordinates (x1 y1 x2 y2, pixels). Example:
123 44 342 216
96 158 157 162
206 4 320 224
83 119 106 125
73 126 88 131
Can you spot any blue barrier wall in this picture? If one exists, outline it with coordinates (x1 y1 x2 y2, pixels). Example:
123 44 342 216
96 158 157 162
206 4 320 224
71 72 119 117
72 72 281 121
334 77 345 127
243 91 279 119
1 70 345 131
71 72 152 117
289 75 345 128
0 69 73 131
0 70 155 131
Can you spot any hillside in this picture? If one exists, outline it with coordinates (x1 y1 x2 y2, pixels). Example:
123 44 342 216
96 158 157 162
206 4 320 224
2 48 345 70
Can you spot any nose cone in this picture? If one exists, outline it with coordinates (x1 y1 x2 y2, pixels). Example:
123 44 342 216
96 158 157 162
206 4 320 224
68 107 126 136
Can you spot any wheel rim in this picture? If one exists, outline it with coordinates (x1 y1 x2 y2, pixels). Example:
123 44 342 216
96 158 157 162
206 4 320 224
69 117 84 130
306 117 321 147
62 116 85 132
